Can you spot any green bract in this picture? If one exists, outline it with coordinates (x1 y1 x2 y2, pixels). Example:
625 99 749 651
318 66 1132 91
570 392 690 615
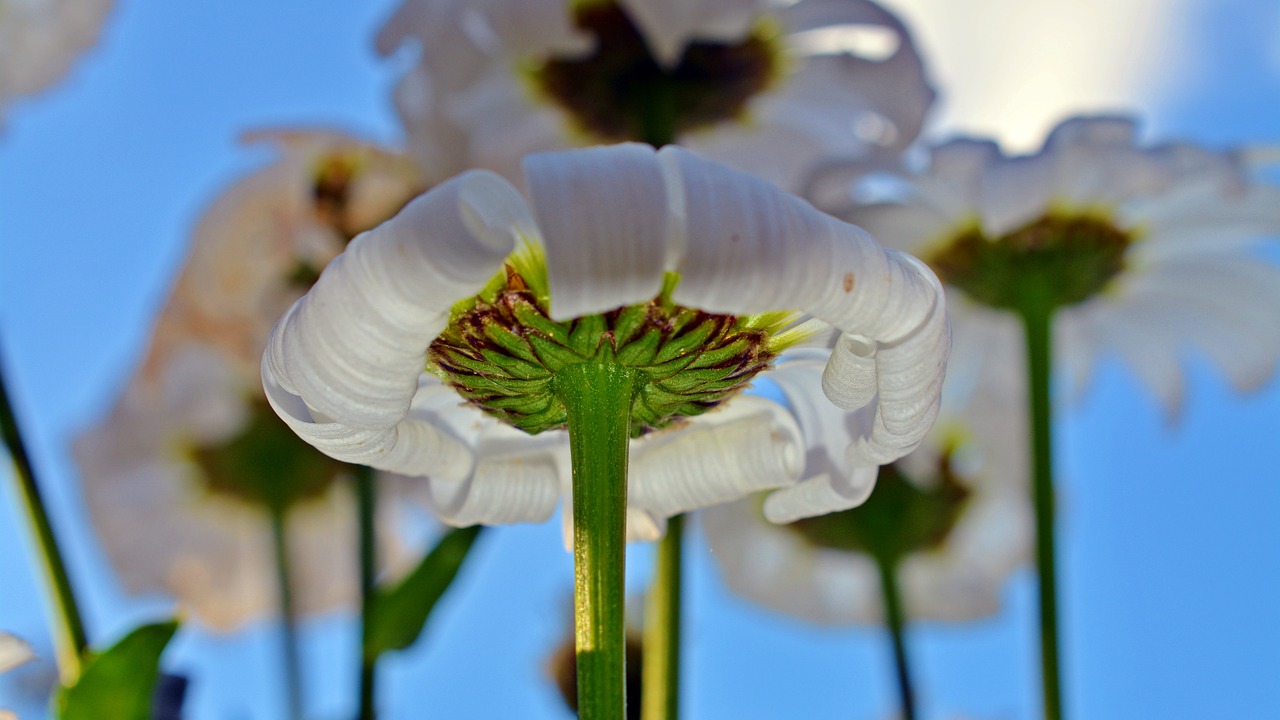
188 399 344 510
925 212 1134 311
787 446 971 564
430 259 805 437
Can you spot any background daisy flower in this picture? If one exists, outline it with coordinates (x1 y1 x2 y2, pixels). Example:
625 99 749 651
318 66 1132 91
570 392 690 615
375 0 935 191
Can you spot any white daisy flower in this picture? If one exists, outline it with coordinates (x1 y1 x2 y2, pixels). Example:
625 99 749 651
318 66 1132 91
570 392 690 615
809 115 1280 413
261 142 950 532
704 354 1031 623
375 0 934 192
155 129 427 380
0 0 113 122
72 130 427 630
73 344 412 631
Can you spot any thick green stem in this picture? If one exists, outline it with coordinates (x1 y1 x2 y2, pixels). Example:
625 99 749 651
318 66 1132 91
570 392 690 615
559 362 636 720
1018 290 1063 720
269 506 304 720
0 360 88 683
874 557 916 720
355 465 378 720
641 513 683 720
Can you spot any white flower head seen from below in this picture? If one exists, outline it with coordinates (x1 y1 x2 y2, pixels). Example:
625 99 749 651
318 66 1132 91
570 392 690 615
74 344 410 631
705 357 1031 624
376 0 934 192
261 143 950 533
810 115 1280 414
156 129 427 380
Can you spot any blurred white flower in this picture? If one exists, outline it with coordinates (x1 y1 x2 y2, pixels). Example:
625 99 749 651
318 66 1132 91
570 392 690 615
74 345 412 631
705 357 1031 623
810 115 1280 414
0 0 113 122
72 130 427 630
153 129 426 380
376 0 934 191
262 143 949 535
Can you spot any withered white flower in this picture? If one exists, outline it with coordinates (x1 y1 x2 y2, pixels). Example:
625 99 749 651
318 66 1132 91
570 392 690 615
375 0 934 191
262 143 950 532
0 0 113 122
810 116 1280 413
73 345 411 631
705 351 1031 623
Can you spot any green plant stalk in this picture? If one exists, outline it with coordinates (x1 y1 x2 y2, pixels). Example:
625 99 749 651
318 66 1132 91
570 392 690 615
559 362 636 720
355 465 378 720
641 513 683 720
269 506 305 720
1018 286 1063 720
874 556 916 720
0 362 88 683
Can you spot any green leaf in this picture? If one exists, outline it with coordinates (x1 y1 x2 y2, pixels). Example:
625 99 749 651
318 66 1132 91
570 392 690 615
364 526 484 659
57 620 179 720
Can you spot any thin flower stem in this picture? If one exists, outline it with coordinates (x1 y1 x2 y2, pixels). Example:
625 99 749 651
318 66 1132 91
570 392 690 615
0 360 88 684
559 362 636 720
874 556 916 720
640 92 682 720
641 513 683 720
355 465 378 720
1018 292 1063 720
269 506 305 720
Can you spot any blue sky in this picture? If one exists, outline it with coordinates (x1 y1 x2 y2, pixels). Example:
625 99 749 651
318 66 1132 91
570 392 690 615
2 1 1279 718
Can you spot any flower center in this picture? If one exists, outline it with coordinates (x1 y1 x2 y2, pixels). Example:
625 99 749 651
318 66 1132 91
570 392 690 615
786 453 970 564
925 213 1135 311
529 2 782 145
188 398 345 511
428 266 795 438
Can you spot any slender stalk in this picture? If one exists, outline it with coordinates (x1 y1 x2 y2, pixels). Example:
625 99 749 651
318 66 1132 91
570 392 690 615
639 88 683 720
355 465 378 720
874 557 916 720
1018 290 1063 720
0 361 88 683
641 513 683 720
268 506 305 720
559 362 636 720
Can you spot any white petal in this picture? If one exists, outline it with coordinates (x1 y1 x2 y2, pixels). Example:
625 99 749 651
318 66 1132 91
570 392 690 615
264 170 524 429
821 333 878 409
524 144 671 320
474 0 592 57
618 0 761 66
0 634 34 674
662 146 941 342
426 450 562 526
776 0 935 153
628 396 804 518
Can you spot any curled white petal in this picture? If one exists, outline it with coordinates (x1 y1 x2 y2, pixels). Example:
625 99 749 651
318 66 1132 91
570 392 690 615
629 396 804 518
264 170 524 430
525 143 670 320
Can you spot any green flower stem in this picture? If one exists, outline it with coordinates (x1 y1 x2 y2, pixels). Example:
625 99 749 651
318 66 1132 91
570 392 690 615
641 512 683 720
0 360 88 684
559 362 637 720
640 92 683 720
1017 286 1063 720
874 556 916 720
268 505 304 720
355 465 378 720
